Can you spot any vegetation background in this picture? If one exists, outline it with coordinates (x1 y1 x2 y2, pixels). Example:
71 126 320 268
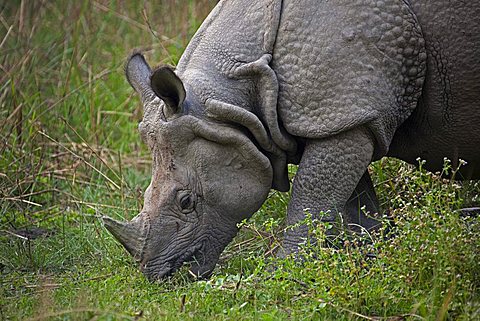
0 1 478 320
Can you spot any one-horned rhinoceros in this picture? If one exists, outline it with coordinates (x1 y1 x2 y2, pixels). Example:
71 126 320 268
103 0 480 280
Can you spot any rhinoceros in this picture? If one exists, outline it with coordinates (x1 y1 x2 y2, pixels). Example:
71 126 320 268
103 0 480 280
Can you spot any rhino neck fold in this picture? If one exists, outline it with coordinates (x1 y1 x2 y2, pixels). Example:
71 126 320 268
204 98 291 192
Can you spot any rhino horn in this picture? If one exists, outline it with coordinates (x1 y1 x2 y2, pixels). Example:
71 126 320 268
103 216 145 262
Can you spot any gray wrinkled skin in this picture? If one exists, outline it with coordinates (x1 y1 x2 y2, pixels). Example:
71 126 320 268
104 0 480 280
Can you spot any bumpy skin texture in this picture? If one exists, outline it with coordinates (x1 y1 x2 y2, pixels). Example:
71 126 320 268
274 0 426 155
104 0 480 279
389 2 480 179
281 127 375 254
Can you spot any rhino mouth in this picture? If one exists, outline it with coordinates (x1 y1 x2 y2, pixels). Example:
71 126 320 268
143 241 213 280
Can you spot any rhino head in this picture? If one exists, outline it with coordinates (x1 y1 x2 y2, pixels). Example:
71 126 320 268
103 53 277 280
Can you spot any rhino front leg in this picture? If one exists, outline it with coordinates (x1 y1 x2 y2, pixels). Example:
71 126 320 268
281 127 375 256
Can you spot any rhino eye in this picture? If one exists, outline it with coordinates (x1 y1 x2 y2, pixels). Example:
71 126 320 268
177 190 196 213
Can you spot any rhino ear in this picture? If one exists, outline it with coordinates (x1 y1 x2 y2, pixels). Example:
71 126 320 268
150 66 186 117
125 52 157 107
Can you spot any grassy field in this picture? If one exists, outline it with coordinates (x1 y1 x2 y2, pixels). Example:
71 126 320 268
1 1 479 320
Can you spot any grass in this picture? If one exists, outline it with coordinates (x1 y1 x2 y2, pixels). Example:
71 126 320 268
1 1 479 320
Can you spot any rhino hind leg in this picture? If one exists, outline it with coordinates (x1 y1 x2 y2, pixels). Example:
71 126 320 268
280 127 375 256
345 170 383 233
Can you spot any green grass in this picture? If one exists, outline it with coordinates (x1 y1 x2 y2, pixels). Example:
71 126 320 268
1 1 479 320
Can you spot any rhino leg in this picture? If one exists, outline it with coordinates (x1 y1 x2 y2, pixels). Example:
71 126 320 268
345 170 382 233
280 127 374 256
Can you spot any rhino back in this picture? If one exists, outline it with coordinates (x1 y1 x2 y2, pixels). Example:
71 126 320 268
272 0 426 157
389 1 480 179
